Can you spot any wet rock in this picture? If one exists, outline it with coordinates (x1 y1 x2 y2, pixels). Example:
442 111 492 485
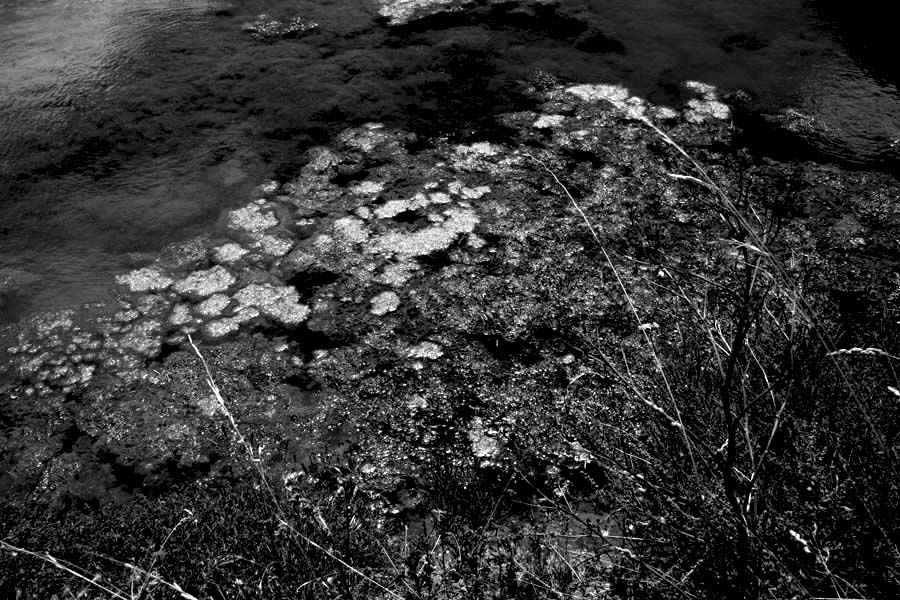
241 14 319 41
157 237 211 271
333 216 370 243
684 80 731 122
233 283 310 326
249 233 294 257
195 294 231 318
227 204 279 233
116 267 174 293
349 180 386 197
204 309 259 338
174 266 236 298
117 319 163 358
467 417 501 460
168 304 193 326
212 242 249 265
533 114 566 129
373 207 479 258
337 123 411 157
408 341 443 359
303 147 341 174
376 0 462 25
567 83 630 105
370 291 401 316
375 262 419 286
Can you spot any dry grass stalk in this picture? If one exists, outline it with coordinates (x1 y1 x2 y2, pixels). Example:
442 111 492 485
185 335 407 600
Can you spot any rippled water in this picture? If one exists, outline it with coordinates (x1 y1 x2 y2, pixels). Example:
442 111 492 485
1 0 899 321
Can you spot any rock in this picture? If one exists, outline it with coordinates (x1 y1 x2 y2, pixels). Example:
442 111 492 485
241 14 319 40
227 204 279 233
157 238 210 271
533 114 566 129
370 291 401 316
373 207 479 257
233 283 310 326
168 304 193 326
212 242 249 264
566 83 630 105
195 294 231 318
468 417 501 459
249 233 295 257
376 0 461 25
407 341 443 359
350 181 385 197
174 266 236 298
684 81 731 122
116 267 174 293
117 319 163 357
333 217 370 243
375 262 419 286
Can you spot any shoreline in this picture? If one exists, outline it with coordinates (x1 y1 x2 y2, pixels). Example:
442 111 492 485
3 76 900 598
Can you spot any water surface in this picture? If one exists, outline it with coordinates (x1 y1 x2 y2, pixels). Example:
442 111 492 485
1 0 898 320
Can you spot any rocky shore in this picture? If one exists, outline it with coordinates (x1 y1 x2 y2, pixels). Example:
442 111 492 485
3 69 900 597
3 71 898 499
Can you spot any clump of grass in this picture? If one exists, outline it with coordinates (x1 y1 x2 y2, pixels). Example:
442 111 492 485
527 100 900 599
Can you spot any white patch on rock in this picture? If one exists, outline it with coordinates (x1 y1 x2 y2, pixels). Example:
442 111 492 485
566 83 630 105
259 180 279 194
685 98 731 122
250 233 295 256
350 180 385 197
467 234 487 249
406 394 428 410
685 80 718 99
461 185 490 200
195 294 231 318
305 147 340 173
375 262 419 286
333 216 370 243
196 393 223 417
118 319 162 357
204 317 240 339
374 207 479 258
227 204 279 233
116 267 174 293
370 290 400 316
455 141 501 157
168 304 192 326
233 283 310 325
533 114 566 129
173 266 236 297
213 243 249 264
684 81 731 122
377 0 457 25
651 106 680 121
408 341 443 360
468 417 501 459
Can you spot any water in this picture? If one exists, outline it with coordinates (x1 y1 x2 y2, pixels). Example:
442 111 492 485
1 0 899 321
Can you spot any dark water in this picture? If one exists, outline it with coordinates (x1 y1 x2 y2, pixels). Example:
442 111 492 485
1 0 899 321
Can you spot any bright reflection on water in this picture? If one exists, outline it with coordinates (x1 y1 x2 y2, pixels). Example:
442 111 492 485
1 0 899 322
